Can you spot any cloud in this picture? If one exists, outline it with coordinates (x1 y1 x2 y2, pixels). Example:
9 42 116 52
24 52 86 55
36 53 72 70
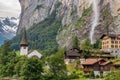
0 0 21 17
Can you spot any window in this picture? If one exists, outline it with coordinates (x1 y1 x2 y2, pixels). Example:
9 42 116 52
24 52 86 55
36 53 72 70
115 51 117 53
111 41 114 44
115 41 118 44
111 51 113 53
111 45 114 48
115 45 118 48
24 46 26 49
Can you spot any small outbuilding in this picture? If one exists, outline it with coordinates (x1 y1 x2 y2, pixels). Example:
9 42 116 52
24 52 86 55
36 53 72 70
28 50 42 58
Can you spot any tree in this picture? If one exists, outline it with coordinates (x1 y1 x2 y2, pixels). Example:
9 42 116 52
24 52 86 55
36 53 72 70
1 40 11 55
46 49 68 80
82 50 91 59
105 70 120 80
0 51 18 77
80 39 92 50
72 36 80 49
19 57 43 80
80 39 92 59
0 41 12 65
93 39 101 49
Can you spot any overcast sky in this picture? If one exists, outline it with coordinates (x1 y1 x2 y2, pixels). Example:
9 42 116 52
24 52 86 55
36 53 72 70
0 0 21 18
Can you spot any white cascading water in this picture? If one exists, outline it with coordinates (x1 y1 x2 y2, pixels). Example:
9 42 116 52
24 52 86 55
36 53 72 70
90 0 100 44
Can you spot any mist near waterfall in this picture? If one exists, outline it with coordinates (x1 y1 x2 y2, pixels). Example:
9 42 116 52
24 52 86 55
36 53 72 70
90 0 100 44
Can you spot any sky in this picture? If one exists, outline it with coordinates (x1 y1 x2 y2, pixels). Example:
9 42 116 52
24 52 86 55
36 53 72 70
0 0 21 18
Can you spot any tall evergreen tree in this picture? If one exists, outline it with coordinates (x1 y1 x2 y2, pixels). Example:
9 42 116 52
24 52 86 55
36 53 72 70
72 36 80 49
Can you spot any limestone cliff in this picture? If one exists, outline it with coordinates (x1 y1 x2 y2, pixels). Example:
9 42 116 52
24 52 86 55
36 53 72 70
18 0 92 33
17 0 120 49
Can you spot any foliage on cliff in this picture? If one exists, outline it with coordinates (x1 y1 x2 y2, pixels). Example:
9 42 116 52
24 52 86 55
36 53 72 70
11 9 61 55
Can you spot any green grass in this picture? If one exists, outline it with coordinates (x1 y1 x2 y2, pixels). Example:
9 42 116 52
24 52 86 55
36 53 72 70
66 62 77 72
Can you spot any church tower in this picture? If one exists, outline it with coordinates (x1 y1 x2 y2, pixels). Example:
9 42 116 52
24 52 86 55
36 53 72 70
20 28 28 55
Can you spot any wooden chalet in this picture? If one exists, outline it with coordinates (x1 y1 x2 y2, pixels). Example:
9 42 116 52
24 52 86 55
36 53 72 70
81 58 120 75
64 48 81 59
100 62 112 73
64 48 82 64
82 58 106 75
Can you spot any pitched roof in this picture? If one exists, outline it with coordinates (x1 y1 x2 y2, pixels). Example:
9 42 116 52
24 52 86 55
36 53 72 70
65 48 81 57
100 61 112 66
28 50 42 58
82 58 104 65
113 62 120 65
100 34 119 39
20 28 28 46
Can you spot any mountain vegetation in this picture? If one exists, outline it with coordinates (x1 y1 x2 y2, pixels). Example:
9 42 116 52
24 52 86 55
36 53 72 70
11 9 61 55
0 41 86 80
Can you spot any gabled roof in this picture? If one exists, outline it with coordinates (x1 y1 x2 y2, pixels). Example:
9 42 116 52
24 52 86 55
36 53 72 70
82 58 105 65
65 48 81 57
28 50 42 58
20 28 28 46
113 62 120 65
100 61 112 66
100 34 119 39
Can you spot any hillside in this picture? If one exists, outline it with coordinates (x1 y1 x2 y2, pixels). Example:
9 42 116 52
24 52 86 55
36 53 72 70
11 0 120 54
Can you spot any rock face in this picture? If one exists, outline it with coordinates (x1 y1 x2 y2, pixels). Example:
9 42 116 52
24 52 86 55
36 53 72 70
18 0 120 48
18 0 92 33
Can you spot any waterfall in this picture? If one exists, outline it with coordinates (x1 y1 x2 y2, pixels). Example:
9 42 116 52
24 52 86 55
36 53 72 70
89 0 100 44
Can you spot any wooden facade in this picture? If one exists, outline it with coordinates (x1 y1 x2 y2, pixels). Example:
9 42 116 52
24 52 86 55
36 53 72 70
64 48 81 59
82 58 120 75
82 59 106 73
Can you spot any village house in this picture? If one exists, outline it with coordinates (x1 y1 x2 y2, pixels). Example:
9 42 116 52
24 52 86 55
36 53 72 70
81 58 120 76
100 61 112 74
20 28 42 58
81 58 106 76
100 34 120 58
64 48 82 64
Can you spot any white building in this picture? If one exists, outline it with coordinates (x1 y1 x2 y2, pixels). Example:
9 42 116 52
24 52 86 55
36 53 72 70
20 28 42 58
20 28 28 55
28 50 42 58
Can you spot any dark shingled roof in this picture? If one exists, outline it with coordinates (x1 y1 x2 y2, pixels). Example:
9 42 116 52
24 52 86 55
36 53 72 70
20 28 28 46
100 34 120 39
65 48 81 57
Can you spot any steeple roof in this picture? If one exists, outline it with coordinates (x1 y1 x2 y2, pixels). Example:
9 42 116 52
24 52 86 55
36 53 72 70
20 28 28 46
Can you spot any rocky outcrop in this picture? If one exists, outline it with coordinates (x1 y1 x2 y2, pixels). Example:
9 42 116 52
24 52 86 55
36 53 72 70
18 0 120 49
17 0 92 33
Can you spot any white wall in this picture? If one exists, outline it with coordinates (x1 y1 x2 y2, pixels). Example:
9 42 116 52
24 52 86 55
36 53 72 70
20 46 28 55
94 71 100 76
